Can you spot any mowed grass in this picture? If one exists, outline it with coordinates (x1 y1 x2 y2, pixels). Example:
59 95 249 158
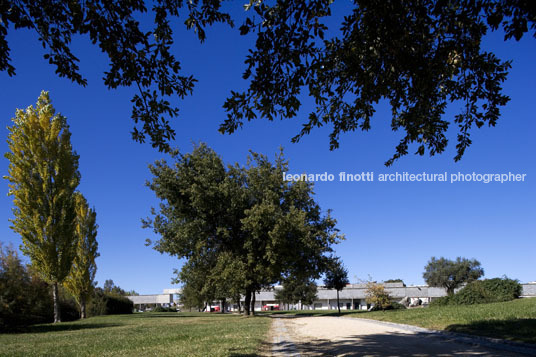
350 298 536 344
0 312 270 356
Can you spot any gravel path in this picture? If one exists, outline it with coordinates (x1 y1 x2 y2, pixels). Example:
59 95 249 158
270 316 534 356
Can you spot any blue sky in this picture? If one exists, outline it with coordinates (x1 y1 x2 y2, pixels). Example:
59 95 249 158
1 3 534 294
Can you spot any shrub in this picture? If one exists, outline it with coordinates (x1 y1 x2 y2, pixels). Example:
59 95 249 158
58 292 80 322
429 296 451 307
0 244 79 329
389 302 407 310
430 277 522 307
481 277 522 301
451 277 521 305
366 282 392 310
153 306 177 312
87 289 133 316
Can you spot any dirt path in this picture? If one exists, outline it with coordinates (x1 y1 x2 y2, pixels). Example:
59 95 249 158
271 316 529 356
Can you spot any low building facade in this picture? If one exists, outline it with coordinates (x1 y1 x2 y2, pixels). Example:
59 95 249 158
230 282 536 312
134 282 536 312
128 294 173 311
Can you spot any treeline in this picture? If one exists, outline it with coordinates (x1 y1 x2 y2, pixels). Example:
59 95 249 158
145 144 346 315
0 244 133 330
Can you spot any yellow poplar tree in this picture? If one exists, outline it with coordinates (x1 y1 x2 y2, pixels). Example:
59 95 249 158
64 193 99 319
4 91 80 323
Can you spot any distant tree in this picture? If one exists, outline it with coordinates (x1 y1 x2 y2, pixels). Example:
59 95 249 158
323 258 349 314
5 91 80 323
275 277 318 309
2 2 534 163
423 257 484 295
365 282 392 310
63 193 99 319
101 280 135 296
103 280 115 293
384 279 405 286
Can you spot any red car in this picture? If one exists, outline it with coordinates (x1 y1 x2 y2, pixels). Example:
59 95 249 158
262 305 280 311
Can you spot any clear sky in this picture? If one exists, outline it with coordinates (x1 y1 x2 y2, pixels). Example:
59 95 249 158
1 3 534 294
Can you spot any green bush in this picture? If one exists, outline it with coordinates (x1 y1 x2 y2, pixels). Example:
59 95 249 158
430 277 522 307
429 296 451 307
481 277 522 301
389 302 407 310
58 289 80 322
87 289 133 316
153 306 177 312
1 244 80 330
451 277 521 305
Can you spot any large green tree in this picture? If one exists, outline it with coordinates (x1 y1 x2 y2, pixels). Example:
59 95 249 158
423 256 484 295
144 143 342 315
63 193 99 319
2 1 534 163
5 91 81 322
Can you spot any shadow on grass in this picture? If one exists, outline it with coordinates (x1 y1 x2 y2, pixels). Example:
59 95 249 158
264 331 519 356
259 310 364 318
445 318 536 345
3 322 123 334
130 312 235 319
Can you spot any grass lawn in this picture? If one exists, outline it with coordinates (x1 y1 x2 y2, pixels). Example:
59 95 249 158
350 298 536 344
0 312 270 356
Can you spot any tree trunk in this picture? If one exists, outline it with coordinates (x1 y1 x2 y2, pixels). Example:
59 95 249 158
53 282 61 323
237 299 241 313
337 290 340 315
80 298 87 319
221 298 226 313
244 289 251 316
251 291 256 316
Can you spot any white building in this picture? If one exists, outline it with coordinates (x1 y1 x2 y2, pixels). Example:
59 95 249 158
129 282 536 312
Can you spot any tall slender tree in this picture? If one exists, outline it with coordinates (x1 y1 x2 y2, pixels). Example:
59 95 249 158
324 258 349 315
5 91 80 322
64 193 99 319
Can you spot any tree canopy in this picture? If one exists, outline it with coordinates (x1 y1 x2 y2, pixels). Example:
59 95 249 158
4 91 81 322
144 143 342 314
423 256 484 295
2 1 534 164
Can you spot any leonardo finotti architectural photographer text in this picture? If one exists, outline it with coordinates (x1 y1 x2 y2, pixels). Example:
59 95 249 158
282 172 527 184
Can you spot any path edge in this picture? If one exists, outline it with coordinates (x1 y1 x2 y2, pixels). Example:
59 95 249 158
340 316 536 356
